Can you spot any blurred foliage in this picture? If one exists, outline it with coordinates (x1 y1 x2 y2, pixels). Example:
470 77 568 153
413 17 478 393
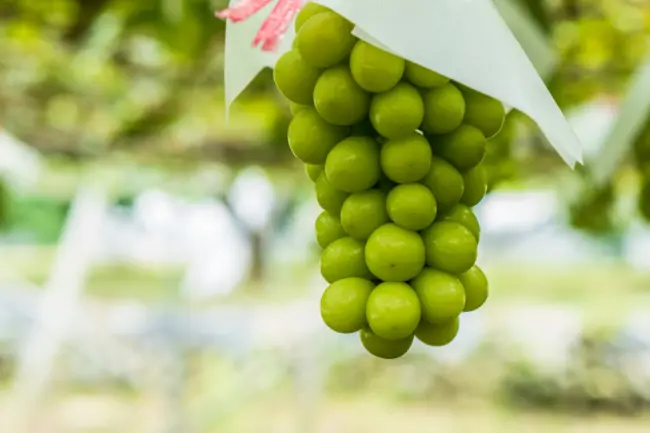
1 0 649 166
501 326 650 415
6 194 69 242
325 323 650 416
0 0 292 165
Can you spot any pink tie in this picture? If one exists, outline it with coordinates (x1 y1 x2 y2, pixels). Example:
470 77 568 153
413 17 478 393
217 0 304 51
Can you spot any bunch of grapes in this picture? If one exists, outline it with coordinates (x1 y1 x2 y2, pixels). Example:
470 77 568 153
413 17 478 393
274 4 504 359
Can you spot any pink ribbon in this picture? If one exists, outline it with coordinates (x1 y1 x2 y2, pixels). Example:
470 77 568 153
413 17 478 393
217 0 304 52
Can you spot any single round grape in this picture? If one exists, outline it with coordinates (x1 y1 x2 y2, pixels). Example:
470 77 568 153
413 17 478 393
459 265 488 312
437 204 480 241
416 316 460 346
305 164 323 182
325 136 381 193
315 173 349 215
421 221 477 274
321 277 374 333
341 190 389 240
370 82 424 139
431 124 486 171
296 11 356 68
461 165 488 206
381 133 432 183
421 83 465 135
412 268 466 324
287 107 349 164
360 327 414 359
366 282 421 340
404 61 450 88
420 156 464 213
386 184 437 231
350 40 405 92
315 210 347 249
294 2 331 31
321 237 373 283
459 85 506 138
365 223 425 282
314 65 370 125
274 49 321 105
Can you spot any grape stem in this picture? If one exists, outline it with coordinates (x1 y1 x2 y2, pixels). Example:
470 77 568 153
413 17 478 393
216 0 303 52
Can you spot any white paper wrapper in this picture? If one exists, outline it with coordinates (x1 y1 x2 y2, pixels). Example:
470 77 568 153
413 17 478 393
223 0 583 167
492 0 557 79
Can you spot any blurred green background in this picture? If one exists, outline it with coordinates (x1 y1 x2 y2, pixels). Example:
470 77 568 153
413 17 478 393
3 0 650 432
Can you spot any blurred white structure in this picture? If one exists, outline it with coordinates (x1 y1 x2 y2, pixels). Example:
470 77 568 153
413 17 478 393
228 166 276 232
0 128 42 189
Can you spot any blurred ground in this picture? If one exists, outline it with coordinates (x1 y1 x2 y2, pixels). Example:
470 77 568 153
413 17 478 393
2 392 650 433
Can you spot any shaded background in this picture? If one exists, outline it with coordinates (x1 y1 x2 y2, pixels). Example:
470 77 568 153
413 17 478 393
2 0 650 432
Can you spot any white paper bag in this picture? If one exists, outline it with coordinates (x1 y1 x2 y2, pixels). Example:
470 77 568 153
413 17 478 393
222 0 583 167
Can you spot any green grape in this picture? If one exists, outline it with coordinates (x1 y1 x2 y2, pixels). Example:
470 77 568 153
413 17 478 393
431 124 487 171
305 164 323 182
416 316 460 346
421 221 477 274
412 268 466 324
296 11 356 68
420 156 464 213
321 277 374 333
386 184 437 231
366 282 421 340
325 136 381 193
360 327 414 359
365 223 425 282
321 237 373 283
287 107 349 164
458 85 505 138
314 65 370 125
315 173 349 215
315 210 347 249
458 265 488 312
274 49 321 105
404 61 450 88
350 40 405 92
294 2 331 31
421 83 465 135
461 165 488 206
370 82 424 139
437 204 480 241
340 189 389 240
381 133 432 183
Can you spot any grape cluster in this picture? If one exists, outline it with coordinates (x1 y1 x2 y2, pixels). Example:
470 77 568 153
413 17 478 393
274 4 504 359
